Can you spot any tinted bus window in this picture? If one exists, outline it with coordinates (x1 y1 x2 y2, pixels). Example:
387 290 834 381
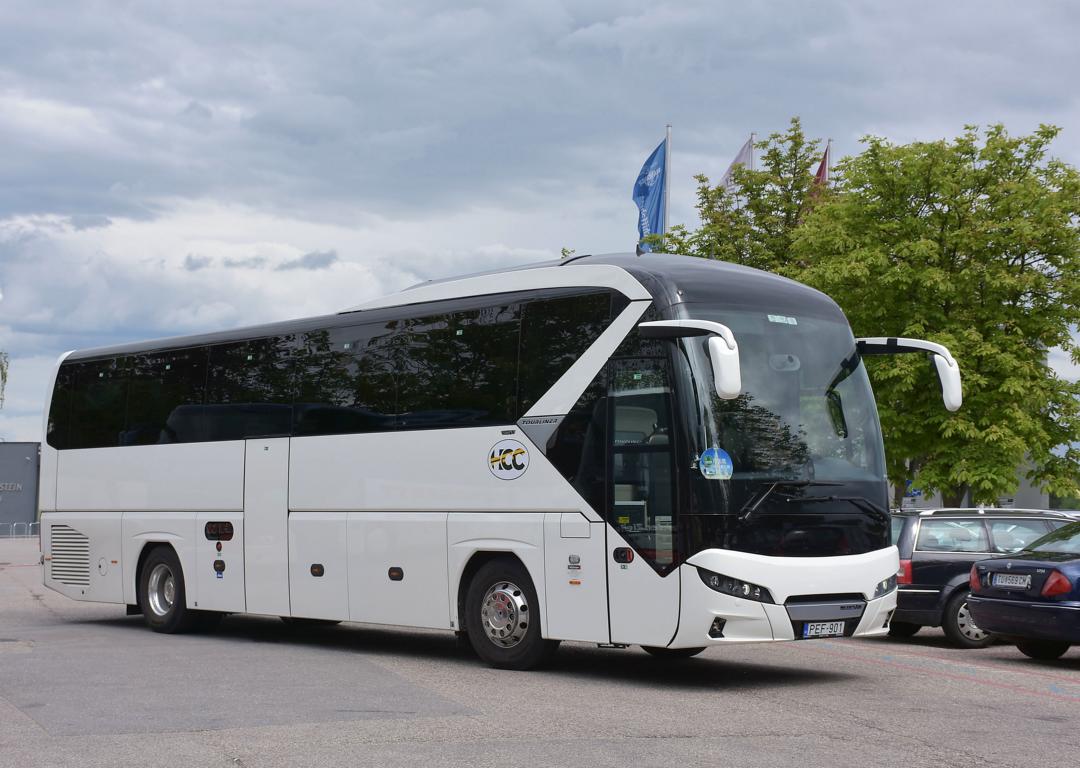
293 325 397 436
396 304 520 429
124 348 208 445
46 364 75 450
518 292 614 414
68 358 128 449
205 336 295 440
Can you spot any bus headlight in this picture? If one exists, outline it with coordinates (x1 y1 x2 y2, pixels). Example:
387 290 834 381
873 574 897 599
697 568 774 603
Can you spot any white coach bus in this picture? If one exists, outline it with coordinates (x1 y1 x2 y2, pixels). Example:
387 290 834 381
39 252 962 669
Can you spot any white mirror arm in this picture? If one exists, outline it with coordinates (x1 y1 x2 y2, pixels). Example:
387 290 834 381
857 336 962 412
856 337 957 367
639 319 738 351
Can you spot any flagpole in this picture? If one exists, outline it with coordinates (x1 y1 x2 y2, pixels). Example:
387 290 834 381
662 124 671 236
826 138 832 183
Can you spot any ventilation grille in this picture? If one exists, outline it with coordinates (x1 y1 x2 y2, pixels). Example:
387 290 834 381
50 524 90 587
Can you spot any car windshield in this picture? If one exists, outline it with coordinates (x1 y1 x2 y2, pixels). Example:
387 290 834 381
682 306 886 485
1028 521 1080 554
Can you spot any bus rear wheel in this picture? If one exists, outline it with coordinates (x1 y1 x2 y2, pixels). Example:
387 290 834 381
642 646 707 659
465 559 558 670
138 546 198 634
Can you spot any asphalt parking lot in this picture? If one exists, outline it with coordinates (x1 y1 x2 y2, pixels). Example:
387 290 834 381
2 538 1078 768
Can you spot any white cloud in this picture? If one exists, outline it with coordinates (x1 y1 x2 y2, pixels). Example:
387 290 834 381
2 0 1080 440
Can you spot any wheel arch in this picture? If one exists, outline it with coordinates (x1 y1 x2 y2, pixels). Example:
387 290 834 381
132 539 185 607
454 550 539 635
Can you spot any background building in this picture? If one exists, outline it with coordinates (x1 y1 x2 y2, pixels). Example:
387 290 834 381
0 442 40 530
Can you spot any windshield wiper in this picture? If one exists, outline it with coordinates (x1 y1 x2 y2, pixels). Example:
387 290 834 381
786 494 890 526
739 479 843 522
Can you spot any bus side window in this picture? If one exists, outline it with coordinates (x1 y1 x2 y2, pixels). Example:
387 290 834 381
47 364 75 450
68 357 129 449
205 336 295 441
518 292 614 415
395 304 520 429
126 348 208 445
292 324 397 436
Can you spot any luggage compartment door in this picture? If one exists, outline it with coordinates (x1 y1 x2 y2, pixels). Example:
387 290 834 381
244 437 291 616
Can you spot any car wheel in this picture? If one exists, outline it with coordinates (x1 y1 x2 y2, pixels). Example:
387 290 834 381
887 621 921 639
1016 639 1070 661
465 558 559 670
941 590 993 649
138 546 198 634
642 646 707 659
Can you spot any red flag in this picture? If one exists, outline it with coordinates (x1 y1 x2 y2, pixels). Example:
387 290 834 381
813 142 830 186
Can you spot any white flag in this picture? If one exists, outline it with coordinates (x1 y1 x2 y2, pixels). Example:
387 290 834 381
720 136 753 192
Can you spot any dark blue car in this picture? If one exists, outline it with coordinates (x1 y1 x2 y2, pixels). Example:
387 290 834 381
968 521 1080 660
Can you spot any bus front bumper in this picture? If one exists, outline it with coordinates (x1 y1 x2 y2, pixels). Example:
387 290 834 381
667 547 899 648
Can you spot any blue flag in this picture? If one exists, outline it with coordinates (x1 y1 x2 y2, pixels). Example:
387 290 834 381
632 139 666 251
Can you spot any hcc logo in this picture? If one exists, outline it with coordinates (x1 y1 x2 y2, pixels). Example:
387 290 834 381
488 439 529 480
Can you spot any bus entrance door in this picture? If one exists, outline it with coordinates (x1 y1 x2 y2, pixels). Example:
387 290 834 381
243 437 291 616
604 356 680 646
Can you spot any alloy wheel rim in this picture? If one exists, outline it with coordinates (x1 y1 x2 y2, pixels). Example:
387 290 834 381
957 601 986 641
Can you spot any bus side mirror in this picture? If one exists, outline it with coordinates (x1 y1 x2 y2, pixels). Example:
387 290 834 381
638 319 742 400
856 337 962 412
708 335 742 400
933 354 962 412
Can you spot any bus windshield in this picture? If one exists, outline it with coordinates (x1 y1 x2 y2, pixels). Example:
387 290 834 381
688 307 885 485
676 304 889 557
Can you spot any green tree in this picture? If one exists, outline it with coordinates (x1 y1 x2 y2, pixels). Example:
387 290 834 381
658 117 825 272
794 125 1080 505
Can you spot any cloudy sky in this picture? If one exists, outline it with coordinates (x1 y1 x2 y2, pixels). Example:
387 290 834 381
2 0 1079 441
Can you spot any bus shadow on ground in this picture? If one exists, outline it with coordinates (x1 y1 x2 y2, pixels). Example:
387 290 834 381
87 612 855 691
865 632 1080 670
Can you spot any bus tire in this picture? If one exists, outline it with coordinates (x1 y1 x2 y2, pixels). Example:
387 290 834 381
138 545 198 634
465 558 558 670
941 590 992 649
642 646 707 659
887 621 921 638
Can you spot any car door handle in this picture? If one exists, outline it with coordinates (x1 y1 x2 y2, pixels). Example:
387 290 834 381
613 547 635 564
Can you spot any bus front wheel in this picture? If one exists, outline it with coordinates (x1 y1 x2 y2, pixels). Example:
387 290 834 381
464 559 558 670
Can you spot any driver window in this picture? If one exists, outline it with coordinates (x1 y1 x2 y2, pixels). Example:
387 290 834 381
608 357 676 569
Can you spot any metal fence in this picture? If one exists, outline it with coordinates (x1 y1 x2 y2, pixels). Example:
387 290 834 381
0 521 39 538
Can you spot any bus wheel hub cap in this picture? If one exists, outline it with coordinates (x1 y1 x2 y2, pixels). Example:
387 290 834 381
481 581 528 648
147 563 176 617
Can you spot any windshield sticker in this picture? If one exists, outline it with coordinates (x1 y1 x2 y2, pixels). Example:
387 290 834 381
767 314 798 325
699 447 733 480
488 439 529 480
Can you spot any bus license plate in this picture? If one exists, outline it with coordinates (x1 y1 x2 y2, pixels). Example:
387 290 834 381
992 573 1031 589
803 621 845 638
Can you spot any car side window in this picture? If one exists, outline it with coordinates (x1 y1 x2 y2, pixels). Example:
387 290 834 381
988 519 1051 554
915 520 989 553
890 516 906 545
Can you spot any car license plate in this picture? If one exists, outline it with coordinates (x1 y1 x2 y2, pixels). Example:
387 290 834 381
803 621 845 638
992 573 1031 589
